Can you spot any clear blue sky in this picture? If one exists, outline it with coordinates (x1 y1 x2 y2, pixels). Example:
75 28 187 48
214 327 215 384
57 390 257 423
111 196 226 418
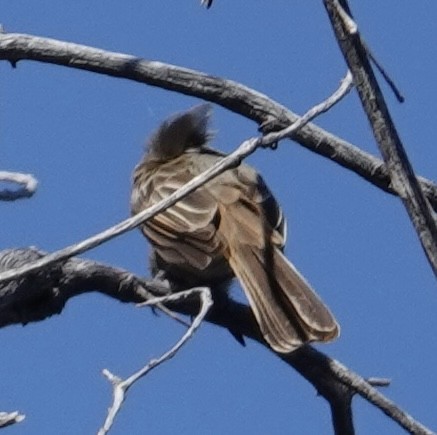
1 1 437 434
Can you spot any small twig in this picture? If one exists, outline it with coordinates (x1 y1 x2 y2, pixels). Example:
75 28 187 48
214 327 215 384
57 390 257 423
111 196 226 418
0 411 25 428
366 377 391 387
0 71 353 285
366 46 405 103
135 283 191 327
261 71 353 146
0 171 38 201
332 0 357 34
332 0 404 103
330 359 434 435
98 287 213 435
149 302 191 327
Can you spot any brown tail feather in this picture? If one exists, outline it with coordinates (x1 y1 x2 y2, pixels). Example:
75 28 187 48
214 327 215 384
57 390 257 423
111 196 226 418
228 244 339 353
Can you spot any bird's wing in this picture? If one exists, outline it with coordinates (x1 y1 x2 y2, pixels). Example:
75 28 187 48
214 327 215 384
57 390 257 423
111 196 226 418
208 163 339 352
131 155 224 270
206 162 286 249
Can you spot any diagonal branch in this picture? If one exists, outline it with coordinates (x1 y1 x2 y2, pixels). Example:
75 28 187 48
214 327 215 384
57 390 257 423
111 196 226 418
323 357 434 435
0 171 38 201
0 32 436 212
98 287 213 435
0 71 353 284
0 411 25 428
0 248 433 435
323 0 437 277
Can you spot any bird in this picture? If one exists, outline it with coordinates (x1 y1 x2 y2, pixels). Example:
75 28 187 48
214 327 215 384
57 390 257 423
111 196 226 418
131 104 339 353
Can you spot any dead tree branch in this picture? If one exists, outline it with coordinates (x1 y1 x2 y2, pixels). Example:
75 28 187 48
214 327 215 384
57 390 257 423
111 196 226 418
0 411 25 428
99 287 213 435
0 32 436 213
324 0 437 277
0 171 37 201
0 248 433 435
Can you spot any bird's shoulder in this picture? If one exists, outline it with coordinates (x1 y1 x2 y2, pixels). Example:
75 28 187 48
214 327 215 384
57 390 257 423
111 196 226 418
132 147 287 245
187 150 287 246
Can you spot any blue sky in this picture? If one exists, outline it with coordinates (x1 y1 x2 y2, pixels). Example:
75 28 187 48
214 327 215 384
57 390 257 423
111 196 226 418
1 1 437 434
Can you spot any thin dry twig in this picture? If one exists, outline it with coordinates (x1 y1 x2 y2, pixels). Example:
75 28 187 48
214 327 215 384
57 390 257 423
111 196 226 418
262 71 353 145
329 359 434 435
98 287 213 435
366 378 391 388
332 0 357 34
0 71 353 285
332 0 404 103
135 282 190 327
0 171 37 201
0 411 25 428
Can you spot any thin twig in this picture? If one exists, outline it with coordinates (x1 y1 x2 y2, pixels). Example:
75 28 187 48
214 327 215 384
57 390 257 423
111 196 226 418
98 287 213 435
0 71 353 284
332 0 357 34
331 1 404 103
366 377 391 387
0 171 38 201
261 71 353 145
0 411 25 428
329 359 434 435
366 45 405 103
135 282 191 327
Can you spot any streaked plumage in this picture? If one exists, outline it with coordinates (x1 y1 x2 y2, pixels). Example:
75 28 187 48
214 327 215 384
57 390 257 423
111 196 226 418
131 104 339 353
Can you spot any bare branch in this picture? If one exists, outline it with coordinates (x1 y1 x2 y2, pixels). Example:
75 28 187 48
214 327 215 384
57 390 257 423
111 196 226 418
0 411 25 428
261 71 353 145
0 247 433 435
326 358 434 435
0 72 352 284
0 32 436 212
324 0 437 277
0 171 37 201
98 287 212 435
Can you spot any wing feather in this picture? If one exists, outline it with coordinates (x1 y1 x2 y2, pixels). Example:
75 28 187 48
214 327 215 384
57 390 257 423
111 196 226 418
131 154 224 271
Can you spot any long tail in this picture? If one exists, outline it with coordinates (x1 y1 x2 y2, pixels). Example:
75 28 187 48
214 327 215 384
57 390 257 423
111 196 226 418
228 244 339 353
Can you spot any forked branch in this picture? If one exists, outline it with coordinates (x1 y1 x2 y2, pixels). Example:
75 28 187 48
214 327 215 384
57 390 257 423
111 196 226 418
324 0 437 276
0 248 433 435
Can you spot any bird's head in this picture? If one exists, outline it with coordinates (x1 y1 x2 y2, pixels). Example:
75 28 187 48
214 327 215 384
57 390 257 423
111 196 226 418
146 103 212 162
